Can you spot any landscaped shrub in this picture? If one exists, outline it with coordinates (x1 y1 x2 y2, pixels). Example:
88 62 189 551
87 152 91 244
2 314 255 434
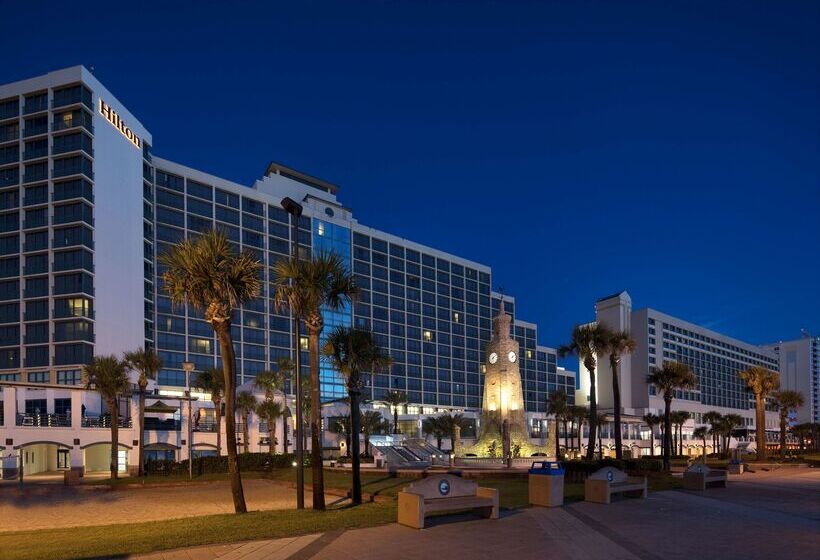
144 453 308 476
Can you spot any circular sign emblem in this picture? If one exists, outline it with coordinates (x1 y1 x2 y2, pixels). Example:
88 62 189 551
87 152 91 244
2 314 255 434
607 470 614 482
438 479 451 496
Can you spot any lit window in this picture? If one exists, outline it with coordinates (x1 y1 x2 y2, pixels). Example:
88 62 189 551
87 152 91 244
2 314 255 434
67 298 90 317
453 312 460 323
300 336 309 350
317 222 325 236
423 330 432 341
480 364 486 374
526 350 532 359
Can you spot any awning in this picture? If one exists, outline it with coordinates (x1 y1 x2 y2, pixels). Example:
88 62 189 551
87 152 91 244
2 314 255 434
145 400 179 414
144 442 180 451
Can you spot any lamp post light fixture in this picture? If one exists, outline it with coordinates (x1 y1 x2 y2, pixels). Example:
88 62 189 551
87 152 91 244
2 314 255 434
182 360 195 481
280 196 305 510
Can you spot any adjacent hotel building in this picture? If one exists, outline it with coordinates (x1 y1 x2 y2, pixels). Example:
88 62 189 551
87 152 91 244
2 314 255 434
575 291 784 456
763 334 819 425
0 66 574 475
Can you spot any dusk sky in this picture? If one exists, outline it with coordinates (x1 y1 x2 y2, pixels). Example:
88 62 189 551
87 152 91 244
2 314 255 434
3 1 818 353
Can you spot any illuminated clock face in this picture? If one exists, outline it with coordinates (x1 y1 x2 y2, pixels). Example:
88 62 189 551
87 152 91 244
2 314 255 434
508 351 517 363
489 352 498 364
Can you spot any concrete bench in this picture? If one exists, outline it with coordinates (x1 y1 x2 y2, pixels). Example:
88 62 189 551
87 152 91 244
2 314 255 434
683 462 727 491
398 473 499 529
584 466 648 504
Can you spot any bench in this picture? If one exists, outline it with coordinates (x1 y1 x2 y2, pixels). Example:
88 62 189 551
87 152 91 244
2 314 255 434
584 467 648 504
683 462 727 491
398 473 499 529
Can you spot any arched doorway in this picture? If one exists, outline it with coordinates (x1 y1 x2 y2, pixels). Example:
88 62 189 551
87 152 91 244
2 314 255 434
81 442 132 474
13 441 73 477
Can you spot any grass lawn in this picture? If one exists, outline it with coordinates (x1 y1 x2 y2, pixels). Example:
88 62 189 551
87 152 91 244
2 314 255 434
0 502 397 560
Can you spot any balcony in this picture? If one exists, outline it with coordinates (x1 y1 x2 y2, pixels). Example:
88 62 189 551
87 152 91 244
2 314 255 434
81 415 133 429
23 124 48 138
193 420 218 433
143 417 181 431
16 412 71 427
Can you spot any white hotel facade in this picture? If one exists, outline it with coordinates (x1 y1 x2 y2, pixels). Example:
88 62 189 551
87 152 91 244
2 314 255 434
0 66 575 477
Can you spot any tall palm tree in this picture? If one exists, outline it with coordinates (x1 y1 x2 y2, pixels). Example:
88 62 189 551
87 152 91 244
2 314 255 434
773 390 804 459
693 426 709 461
546 390 568 458
329 415 351 456
422 416 446 449
437 413 465 452
703 411 723 456
739 366 780 461
195 368 225 456
272 252 357 511
558 323 612 460
268 357 294 454
607 330 636 460
642 413 661 456
83 355 130 480
323 326 391 505
161 229 261 514
254 368 286 454
124 347 162 477
647 361 697 471
257 400 284 455
235 390 257 454
360 410 386 456
722 413 744 459
384 390 409 435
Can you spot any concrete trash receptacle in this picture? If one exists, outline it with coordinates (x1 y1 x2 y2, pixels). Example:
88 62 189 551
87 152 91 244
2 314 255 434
528 461 564 507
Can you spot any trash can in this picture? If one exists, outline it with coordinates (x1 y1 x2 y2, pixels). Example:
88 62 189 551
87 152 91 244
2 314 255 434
528 461 564 507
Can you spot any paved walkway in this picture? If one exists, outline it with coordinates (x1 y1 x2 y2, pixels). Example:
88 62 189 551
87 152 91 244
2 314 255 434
134 467 820 560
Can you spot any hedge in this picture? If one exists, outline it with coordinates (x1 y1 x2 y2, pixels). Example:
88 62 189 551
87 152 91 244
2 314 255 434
144 452 308 476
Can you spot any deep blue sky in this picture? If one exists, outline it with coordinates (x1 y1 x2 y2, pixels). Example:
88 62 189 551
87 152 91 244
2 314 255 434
3 1 818 351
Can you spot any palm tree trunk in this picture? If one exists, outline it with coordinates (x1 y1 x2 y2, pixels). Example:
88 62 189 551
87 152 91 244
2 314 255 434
349 388 363 505
611 358 624 460
215 321 247 514
586 366 597 460
779 414 787 460
109 398 119 480
649 428 654 456
244 414 250 454
283 418 289 456
554 418 560 459
308 327 325 511
755 394 767 460
138 388 146 477
563 420 568 455
663 396 672 471
215 405 222 456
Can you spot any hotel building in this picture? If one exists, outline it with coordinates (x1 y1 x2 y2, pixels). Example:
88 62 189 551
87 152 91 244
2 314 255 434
0 66 572 475
575 291 782 456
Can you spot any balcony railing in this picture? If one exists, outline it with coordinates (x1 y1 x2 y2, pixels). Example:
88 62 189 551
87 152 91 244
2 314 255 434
16 413 71 427
81 415 133 428
193 420 218 433
144 418 181 431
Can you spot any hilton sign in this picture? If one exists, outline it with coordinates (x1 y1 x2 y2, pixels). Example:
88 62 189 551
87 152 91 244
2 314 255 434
99 99 141 149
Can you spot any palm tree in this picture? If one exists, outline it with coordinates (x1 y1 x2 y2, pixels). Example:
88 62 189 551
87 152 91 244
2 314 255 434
773 390 804 459
254 367 286 455
360 410 385 457
739 366 780 461
322 326 391 505
194 368 225 456
422 416 446 449
670 411 691 456
693 427 709 461
257 400 284 455
642 413 661 456
299 375 311 454
124 347 162 477
570 406 588 456
83 355 130 480
607 330 636 460
438 413 466 452
272 252 357 511
722 413 744 458
647 361 697 471
161 229 261 514
269 357 295 454
703 411 723 456
558 323 612 460
235 391 257 454
384 390 409 435
547 390 568 458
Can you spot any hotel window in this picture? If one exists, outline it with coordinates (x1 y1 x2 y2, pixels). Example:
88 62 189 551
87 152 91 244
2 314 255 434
27 371 49 383
57 369 82 385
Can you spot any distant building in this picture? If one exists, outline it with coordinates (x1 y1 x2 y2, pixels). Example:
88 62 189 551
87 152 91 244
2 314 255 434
762 334 819 424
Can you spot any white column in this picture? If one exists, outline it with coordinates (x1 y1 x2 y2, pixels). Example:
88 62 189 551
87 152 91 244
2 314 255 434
2 387 16 430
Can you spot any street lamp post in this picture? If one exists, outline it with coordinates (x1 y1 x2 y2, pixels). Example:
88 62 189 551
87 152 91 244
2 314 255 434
281 196 305 510
182 361 195 481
